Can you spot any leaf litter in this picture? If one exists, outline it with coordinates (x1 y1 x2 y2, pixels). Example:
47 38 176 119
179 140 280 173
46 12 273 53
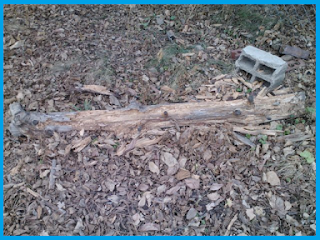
3 4 315 236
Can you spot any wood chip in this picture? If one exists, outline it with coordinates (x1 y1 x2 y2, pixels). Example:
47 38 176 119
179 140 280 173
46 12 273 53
238 77 252 88
72 136 92 153
213 74 227 81
26 187 40 198
234 126 282 136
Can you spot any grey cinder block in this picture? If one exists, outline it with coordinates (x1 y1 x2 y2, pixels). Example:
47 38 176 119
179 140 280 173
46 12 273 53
235 46 288 91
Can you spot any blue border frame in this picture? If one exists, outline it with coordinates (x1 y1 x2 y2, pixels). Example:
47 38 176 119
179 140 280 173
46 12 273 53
1 1 318 238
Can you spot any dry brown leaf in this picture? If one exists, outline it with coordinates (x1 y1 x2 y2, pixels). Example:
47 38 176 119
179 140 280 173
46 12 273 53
149 162 160 175
56 183 66 191
138 195 146 207
135 136 162 148
166 185 181 195
9 40 24 49
210 183 223 191
284 201 292 211
207 192 220 201
203 149 212 161
268 194 286 217
266 171 281 186
37 206 42 219
139 223 160 231
167 164 180 175
132 213 141 226
246 208 256 220
72 136 92 153
206 202 218 211
161 85 176 94
175 168 191 180
10 159 24 175
186 208 198 220
185 178 200 189
157 185 167 195
161 152 178 167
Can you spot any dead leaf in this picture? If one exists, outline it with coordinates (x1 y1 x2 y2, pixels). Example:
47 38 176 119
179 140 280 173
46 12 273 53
206 202 218 211
132 213 141 226
157 185 167 195
109 94 120 106
161 152 178 167
203 149 212 161
37 206 42 219
39 230 49 236
284 201 292 211
175 168 191 180
72 136 92 152
56 183 66 191
74 218 84 233
225 198 233 208
210 183 223 191
186 208 198 220
254 206 265 216
167 164 179 175
105 179 116 192
266 171 281 186
138 195 146 207
149 162 160 175
166 185 181 195
10 159 24 175
185 178 200 189
160 85 176 94
246 208 256 220
268 194 286 217
9 40 24 50
139 223 160 231
207 192 220 201
157 48 163 62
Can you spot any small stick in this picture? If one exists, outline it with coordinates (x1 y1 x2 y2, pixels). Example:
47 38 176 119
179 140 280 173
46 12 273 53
49 159 57 190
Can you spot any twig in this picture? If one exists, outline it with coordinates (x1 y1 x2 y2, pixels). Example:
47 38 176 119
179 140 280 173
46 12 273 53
224 213 238 236
49 159 57 190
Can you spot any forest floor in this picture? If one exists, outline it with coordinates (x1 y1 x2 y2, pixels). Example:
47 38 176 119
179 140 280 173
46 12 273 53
3 5 316 236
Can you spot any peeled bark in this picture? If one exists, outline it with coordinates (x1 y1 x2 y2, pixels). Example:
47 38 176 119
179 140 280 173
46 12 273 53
9 92 306 137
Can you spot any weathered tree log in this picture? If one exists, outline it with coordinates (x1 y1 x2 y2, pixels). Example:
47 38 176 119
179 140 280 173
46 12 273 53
9 92 306 137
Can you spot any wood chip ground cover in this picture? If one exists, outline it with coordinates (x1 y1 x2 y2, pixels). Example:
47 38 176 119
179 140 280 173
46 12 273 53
3 5 316 236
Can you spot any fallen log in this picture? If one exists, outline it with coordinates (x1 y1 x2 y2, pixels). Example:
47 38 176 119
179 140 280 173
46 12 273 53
9 92 306 137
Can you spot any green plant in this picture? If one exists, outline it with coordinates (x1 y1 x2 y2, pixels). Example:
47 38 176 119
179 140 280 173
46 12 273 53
306 107 316 114
73 105 81 111
284 130 290 135
299 150 315 164
84 99 92 110
245 134 251 139
112 142 120 150
246 88 252 93
259 135 267 144
236 87 242 92
276 124 283 131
